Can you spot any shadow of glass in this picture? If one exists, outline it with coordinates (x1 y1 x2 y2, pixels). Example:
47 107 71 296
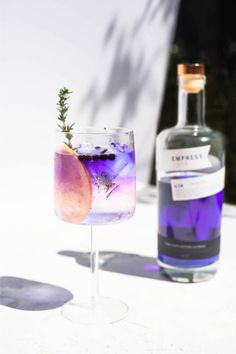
58 251 169 282
0 277 73 311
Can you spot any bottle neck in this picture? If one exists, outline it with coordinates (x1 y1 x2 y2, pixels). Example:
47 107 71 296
177 76 206 127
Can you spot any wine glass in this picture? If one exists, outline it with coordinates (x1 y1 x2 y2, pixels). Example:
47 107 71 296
54 127 136 324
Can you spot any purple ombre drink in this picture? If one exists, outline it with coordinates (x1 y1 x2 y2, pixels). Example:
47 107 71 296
54 139 136 225
76 142 135 224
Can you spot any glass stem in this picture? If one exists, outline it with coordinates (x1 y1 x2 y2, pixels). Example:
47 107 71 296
90 225 99 298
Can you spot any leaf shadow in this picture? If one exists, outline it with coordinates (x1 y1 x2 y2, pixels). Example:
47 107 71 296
80 0 170 125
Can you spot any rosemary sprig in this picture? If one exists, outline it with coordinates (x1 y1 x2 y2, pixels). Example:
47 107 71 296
57 87 75 149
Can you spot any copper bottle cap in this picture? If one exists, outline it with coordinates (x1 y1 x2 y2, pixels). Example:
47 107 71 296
178 63 205 76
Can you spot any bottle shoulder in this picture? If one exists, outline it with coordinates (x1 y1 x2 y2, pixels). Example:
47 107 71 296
156 125 225 150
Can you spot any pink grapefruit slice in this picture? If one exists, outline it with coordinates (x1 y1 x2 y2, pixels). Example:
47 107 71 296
54 145 92 224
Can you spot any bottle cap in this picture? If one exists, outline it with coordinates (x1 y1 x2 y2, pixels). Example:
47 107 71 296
178 63 205 93
178 63 205 76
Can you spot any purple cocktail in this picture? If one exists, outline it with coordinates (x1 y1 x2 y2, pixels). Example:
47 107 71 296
54 140 135 225
54 127 136 324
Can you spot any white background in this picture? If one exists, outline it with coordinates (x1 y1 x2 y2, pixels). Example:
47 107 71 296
0 0 179 182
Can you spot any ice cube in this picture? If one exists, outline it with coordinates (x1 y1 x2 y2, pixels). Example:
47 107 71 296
109 139 129 153
109 151 135 178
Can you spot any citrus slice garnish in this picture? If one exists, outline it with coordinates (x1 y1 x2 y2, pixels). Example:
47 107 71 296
54 145 92 224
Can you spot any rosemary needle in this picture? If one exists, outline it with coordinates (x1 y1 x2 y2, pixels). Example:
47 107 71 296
57 87 75 149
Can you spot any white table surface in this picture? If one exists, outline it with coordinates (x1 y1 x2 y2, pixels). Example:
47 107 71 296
0 164 236 354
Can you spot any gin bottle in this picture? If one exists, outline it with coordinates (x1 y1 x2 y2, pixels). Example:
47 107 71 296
156 63 225 283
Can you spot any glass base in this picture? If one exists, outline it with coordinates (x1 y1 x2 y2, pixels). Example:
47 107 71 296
62 296 128 325
158 259 218 283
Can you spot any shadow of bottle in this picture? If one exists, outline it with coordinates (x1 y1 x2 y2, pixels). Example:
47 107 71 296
58 250 169 282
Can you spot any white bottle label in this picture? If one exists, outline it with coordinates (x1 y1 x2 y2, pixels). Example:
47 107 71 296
171 167 225 201
157 145 212 172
